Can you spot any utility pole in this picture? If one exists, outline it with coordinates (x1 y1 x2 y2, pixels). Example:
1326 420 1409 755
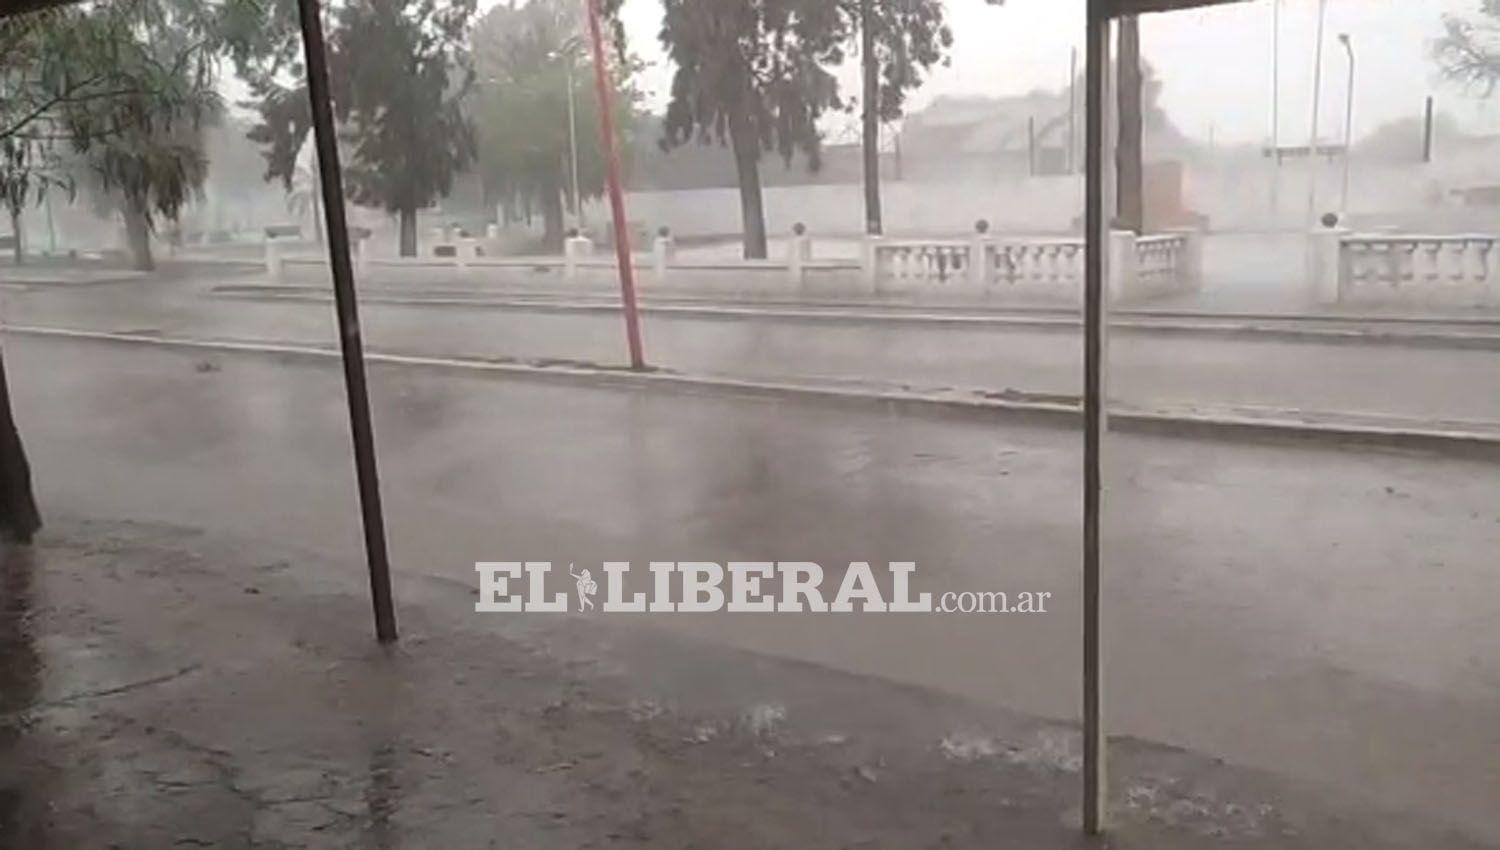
1117 14 1143 233
564 56 583 228
1423 96 1435 164
584 0 645 369
1270 0 1281 214
1028 116 1037 177
295 0 397 643
1338 33 1354 214
1069 47 1078 174
1306 0 1329 228
861 0 882 235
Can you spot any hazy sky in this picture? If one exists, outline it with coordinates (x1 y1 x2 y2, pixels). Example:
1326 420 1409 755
602 0 1496 145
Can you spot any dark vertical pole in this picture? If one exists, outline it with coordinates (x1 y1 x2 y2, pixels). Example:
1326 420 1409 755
1068 47 1078 175
1028 116 1037 177
584 0 646 370
1083 0 1110 835
861 0 883 235
1422 96 1434 164
295 0 398 643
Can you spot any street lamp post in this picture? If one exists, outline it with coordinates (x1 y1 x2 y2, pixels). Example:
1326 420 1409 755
1270 0 1280 213
564 58 583 229
1338 33 1355 215
550 40 585 231
1306 0 1329 228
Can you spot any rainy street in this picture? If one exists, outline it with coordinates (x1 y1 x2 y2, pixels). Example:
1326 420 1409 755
4 328 1498 841
7 0 1500 844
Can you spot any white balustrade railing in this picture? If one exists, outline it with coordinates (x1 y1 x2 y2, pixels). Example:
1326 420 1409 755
988 239 1086 289
1313 232 1500 305
866 230 1199 301
1344 234 1498 291
273 222 1203 302
1134 233 1193 295
874 240 972 282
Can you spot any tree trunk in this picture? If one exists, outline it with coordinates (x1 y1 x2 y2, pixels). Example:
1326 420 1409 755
860 0 883 235
541 178 565 254
0 348 40 544
311 189 324 246
398 207 417 257
730 118 769 260
123 202 154 272
8 208 23 266
1116 15 1145 234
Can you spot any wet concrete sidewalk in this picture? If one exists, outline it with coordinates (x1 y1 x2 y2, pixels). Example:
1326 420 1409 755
1 519 1490 849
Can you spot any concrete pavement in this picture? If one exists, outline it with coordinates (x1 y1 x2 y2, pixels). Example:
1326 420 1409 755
4 333 1498 842
7 518 1489 848
5 271 1500 434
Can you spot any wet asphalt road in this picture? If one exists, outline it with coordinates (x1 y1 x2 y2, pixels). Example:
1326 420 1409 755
5 331 1498 841
5 271 1500 426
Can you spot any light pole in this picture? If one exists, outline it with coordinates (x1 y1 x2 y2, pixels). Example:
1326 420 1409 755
1270 0 1280 213
550 38 585 230
1306 0 1329 228
1338 33 1355 214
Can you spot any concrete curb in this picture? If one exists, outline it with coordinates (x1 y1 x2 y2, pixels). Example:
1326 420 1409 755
207 287 1500 350
8 323 1500 458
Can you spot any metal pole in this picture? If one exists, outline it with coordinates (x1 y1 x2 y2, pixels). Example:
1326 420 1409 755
583 0 645 369
1423 96 1435 164
1069 47 1078 175
861 0 883 235
1306 0 1328 226
294 0 397 643
565 59 584 229
1028 116 1037 177
1271 0 1280 149
1270 0 1280 212
1083 0 1110 835
1339 34 1354 213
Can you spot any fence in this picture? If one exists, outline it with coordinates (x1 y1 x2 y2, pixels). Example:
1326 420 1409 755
264 224 1202 303
864 227 1200 302
1312 230 1500 306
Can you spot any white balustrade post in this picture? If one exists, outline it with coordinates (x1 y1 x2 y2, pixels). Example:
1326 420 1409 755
1107 230 1137 302
653 227 673 284
456 237 474 268
486 223 500 240
862 235 882 290
563 232 586 281
264 237 284 281
1171 228 1204 291
1486 238 1500 306
1312 227 1347 304
970 219 992 288
788 223 810 285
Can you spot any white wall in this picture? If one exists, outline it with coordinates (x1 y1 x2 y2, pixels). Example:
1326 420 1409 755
622 176 1085 240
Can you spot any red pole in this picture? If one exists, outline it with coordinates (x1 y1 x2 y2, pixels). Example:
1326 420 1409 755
583 0 646 369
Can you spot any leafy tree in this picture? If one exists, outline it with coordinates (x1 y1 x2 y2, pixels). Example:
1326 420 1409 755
1436 4 1500 92
286 161 324 245
659 0 848 259
0 136 70 265
3 0 231 269
240 0 478 257
471 0 637 253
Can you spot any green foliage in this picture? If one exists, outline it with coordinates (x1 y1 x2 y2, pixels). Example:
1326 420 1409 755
1435 3 1500 94
240 0 477 255
2 0 227 267
659 0 848 169
469 0 638 244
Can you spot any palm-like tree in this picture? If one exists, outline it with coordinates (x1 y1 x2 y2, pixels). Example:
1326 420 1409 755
285 160 324 245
